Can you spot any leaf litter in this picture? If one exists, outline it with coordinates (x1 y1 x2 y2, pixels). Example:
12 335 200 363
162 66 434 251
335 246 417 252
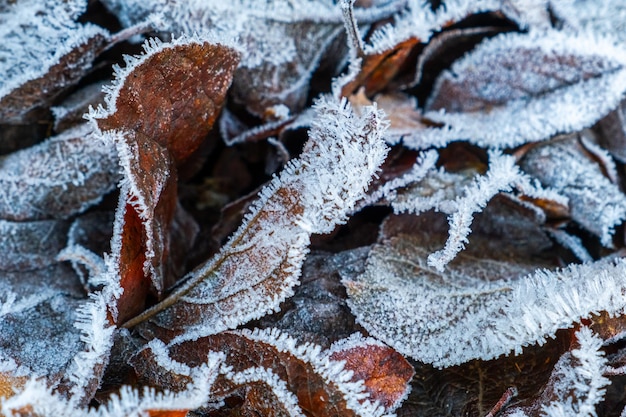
2 0 626 416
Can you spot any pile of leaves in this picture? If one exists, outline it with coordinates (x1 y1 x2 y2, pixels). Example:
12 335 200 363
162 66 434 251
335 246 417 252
3 0 626 415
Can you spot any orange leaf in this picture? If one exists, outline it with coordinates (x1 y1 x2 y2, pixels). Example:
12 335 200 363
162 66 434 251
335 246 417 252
329 335 414 410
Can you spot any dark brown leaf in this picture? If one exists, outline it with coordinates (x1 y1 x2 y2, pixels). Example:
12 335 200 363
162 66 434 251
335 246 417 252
0 0 109 123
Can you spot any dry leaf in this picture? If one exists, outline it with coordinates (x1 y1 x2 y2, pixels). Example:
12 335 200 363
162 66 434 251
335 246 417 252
132 328 410 416
0 124 119 221
0 0 109 122
519 135 626 246
407 30 626 149
342 210 626 367
90 35 239 311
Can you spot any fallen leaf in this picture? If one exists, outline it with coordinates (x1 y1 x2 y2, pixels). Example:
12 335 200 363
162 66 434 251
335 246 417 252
121 95 387 341
0 124 120 222
0 0 109 122
90 35 239 315
328 334 414 410
405 30 626 149
0 219 70 271
132 328 408 416
341 210 626 367
519 135 626 246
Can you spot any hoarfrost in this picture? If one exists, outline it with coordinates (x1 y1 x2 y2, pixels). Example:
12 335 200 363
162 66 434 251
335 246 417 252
342 232 626 367
125 94 387 337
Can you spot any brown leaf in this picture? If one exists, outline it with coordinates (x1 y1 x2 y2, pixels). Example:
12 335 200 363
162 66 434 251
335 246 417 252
328 335 414 410
91 36 239 318
147 411 188 417
131 328 403 416
426 31 623 113
349 90 430 144
341 37 420 97
397 333 568 417
96 37 239 166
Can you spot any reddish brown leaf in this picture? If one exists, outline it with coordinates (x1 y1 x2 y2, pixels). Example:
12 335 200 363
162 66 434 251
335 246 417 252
329 335 414 410
131 329 401 416
91 36 239 318
96 37 239 166
589 312 626 344
341 37 420 97
148 411 188 417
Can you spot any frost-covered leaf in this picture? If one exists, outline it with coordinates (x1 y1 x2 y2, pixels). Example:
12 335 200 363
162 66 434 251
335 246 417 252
132 328 406 416
101 0 400 118
342 224 626 367
0 0 109 122
92 35 239 166
503 327 610 417
0 264 85 385
411 25 510 92
90 35 238 307
0 219 70 271
0 124 119 221
122 95 387 341
328 333 414 410
407 30 626 149
519 135 626 246
551 0 626 42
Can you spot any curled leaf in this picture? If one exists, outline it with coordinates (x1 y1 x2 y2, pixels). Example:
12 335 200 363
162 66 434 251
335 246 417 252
91 35 239 309
123 95 388 340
